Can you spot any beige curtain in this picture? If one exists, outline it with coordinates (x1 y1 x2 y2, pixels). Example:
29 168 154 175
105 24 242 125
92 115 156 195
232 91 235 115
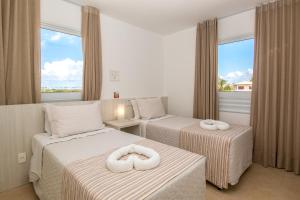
193 19 218 119
251 0 300 174
81 6 102 101
0 0 41 105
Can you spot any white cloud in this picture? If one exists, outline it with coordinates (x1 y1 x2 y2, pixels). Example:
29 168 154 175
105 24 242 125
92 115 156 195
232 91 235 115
248 68 253 75
49 32 76 44
42 58 83 81
41 40 45 47
50 32 64 41
226 71 243 79
221 68 253 83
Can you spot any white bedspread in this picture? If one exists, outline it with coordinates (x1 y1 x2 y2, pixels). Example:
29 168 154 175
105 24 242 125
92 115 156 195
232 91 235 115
140 115 253 186
30 128 206 200
29 128 115 182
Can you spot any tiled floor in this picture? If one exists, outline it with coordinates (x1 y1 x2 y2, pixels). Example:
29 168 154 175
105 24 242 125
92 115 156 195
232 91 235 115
0 164 299 200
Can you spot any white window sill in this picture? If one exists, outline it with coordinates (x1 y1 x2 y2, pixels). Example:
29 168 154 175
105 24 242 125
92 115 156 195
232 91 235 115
218 91 251 114
41 92 82 102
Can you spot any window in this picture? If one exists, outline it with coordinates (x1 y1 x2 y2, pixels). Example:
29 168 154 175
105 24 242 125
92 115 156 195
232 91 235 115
218 39 254 113
41 28 83 101
218 39 254 92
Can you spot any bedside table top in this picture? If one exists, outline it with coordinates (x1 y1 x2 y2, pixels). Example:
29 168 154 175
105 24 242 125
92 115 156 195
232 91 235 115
104 119 140 129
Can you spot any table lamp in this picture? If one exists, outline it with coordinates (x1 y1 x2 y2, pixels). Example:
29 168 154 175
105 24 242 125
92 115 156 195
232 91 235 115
117 104 125 120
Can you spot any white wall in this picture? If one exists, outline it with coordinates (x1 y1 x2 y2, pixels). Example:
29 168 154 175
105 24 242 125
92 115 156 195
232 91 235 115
163 27 196 117
41 0 164 100
101 15 164 99
163 10 255 125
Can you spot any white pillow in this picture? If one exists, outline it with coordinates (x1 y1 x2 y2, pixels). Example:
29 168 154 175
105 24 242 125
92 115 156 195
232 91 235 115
136 98 166 120
44 102 104 137
130 99 141 119
42 105 52 134
44 111 51 134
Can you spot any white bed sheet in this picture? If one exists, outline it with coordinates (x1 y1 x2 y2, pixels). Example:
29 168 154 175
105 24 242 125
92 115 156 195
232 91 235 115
140 115 253 186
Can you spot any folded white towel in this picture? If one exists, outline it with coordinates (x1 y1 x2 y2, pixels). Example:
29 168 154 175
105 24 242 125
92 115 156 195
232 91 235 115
106 145 135 173
200 120 230 131
216 121 230 130
106 144 160 173
200 120 218 130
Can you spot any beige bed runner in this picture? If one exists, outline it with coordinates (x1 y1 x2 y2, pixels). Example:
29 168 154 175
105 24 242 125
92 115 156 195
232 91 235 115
180 123 247 189
62 139 204 200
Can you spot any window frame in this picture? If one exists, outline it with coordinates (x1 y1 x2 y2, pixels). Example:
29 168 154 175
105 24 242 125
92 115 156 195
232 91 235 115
218 36 254 114
40 23 83 102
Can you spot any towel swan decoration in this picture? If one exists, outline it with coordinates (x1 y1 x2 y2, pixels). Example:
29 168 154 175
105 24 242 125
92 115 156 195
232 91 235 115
106 144 160 173
200 120 230 131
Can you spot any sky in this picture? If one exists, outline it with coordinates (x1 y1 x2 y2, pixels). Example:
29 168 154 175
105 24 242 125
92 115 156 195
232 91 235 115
41 28 254 89
218 39 254 84
41 28 83 89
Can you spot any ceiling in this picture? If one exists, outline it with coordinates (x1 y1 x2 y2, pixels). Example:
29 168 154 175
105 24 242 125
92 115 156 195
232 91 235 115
67 0 260 35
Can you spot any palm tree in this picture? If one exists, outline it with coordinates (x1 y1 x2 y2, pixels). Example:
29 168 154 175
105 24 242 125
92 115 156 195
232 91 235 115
218 78 234 91
218 78 227 91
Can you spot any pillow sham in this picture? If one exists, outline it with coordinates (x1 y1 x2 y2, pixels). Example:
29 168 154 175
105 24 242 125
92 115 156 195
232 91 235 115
42 105 52 134
130 99 141 119
44 110 51 134
44 102 104 137
136 98 166 120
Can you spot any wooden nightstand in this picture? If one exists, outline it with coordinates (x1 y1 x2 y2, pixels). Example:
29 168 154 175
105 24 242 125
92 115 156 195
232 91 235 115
104 119 141 136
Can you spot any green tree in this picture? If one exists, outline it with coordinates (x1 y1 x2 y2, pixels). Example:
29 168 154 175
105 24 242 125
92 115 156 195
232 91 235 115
218 78 227 91
224 84 234 91
218 78 233 92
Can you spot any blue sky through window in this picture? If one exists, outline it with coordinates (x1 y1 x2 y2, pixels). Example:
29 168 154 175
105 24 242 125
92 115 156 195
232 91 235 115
41 28 83 91
218 39 254 84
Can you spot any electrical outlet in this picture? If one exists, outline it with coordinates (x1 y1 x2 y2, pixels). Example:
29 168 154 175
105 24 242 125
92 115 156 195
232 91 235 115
18 152 26 164
109 70 120 81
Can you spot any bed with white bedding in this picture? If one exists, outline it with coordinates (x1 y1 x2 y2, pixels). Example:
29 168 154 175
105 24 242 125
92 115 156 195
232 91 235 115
139 115 253 189
29 128 207 200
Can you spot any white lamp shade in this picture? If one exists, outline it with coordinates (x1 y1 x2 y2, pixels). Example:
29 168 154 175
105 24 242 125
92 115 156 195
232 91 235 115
117 104 125 120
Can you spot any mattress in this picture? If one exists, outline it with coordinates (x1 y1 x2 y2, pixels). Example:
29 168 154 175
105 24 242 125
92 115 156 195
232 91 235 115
140 115 253 187
30 128 206 200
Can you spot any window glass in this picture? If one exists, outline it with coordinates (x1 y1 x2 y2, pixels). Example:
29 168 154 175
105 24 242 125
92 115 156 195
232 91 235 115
218 39 254 92
41 28 83 93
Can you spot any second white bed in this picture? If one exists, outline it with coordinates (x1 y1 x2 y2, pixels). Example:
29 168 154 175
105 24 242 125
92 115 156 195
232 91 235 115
139 115 253 188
